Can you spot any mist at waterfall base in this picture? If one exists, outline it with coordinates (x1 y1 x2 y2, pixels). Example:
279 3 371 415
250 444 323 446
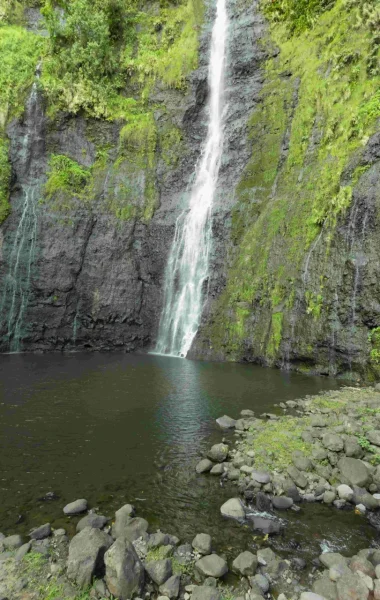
0 352 376 562
155 0 228 358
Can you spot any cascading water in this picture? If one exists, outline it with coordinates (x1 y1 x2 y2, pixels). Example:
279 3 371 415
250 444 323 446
0 67 43 352
155 0 228 357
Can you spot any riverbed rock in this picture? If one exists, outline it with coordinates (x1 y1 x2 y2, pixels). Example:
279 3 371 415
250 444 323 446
67 527 113 587
192 533 212 555
76 513 108 532
301 593 332 600
216 415 236 429
323 490 336 504
148 533 169 549
29 523 51 540
208 444 229 463
3 535 23 550
319 553 349 569
312 574 338 599
337 458 370 487
191 586 221 600
159 574 180 599
336 569 370 599
272 496 293 509
310 415 328 427
63 499 88 515
196 459 213 474
113 516 148 542
249 516 282 535
232 551 258 576
15 542 31 561
367 430 380 447
104 537 144 600
252 470 271 484
345 436 364 458
252 573 270 593
287 465 308 488
145 558 172 585
195 554 228 578
220 498 245 519
256 491 272 512
210 464 224 475
337 484 354 501
322 433 344 452
350 555 376 578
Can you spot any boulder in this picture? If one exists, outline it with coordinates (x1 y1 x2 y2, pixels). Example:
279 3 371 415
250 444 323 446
15 542 31 561
323 491 336 504
319 553 349 569
63 499 88 515
148 532 169 549
145 559 172 585
208 444 229 463
67 527 113 587
272 496 293 510
112 516 148 542
322 433 344 452
344 436 363 458
241 409 255 417
249 516 282 535
3 535 23 550
293 454 313 472
287 465 308 488
192 533 212 555
220 498 245 519
256 491 272 512
336 569 370 599
251 471 271 484
159 574 180 599
310 415 328 427
29 523 51 540
367 430 380 447
301 593 333 600
104 537 144 600
196 459 213 474
312 574 338 599
210 464 224 475
216 415 236 429
338 458 370 487
350 555 376 578
195 554 228 578
232 551 258 576
251 573 269 593
191 586 221 600
76 514 108 533
337 484 354 502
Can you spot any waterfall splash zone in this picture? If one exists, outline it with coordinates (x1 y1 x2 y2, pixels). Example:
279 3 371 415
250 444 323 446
155 0 228 358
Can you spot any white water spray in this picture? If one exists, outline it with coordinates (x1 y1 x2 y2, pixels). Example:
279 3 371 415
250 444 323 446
155 0 228 357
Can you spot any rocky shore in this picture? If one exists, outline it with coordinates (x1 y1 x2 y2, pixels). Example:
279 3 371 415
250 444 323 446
2 385 380 600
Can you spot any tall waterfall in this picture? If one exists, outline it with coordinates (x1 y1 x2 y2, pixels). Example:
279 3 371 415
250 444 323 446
0 68 43 352
155 0 228 357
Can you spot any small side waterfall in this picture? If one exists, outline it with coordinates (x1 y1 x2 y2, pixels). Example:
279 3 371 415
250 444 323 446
155 0 228 357
0 68 43 352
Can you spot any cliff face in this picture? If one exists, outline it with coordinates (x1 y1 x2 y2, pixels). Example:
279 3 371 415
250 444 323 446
0 0 264 352
0 0 379 380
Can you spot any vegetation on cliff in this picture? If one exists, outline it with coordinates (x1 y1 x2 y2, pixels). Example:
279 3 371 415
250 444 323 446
203 0 380 377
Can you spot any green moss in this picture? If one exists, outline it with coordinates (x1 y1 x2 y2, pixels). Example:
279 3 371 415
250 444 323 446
369 327 380 365
160 125 183 167
0 135 11 223
44 154 92 210
244 417 312 472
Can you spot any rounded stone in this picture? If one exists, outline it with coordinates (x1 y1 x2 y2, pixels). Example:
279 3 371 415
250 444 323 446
63 499 88 515
192 533 212 556
195 554 228 578
220 498 245 519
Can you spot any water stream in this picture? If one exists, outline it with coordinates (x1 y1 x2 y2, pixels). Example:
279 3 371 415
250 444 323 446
155 0 228 357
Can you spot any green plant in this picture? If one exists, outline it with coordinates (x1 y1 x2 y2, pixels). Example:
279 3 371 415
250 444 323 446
369 327 380 365
356 434 372 451
44 154 92 208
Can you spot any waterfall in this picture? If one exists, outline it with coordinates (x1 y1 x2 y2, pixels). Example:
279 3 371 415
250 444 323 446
155 0 228 357
0 68 43 352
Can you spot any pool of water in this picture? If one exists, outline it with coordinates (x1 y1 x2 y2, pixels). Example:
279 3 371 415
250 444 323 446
0 352 376 563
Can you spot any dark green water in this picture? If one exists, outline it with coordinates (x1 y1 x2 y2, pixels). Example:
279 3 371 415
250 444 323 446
0 353 376 563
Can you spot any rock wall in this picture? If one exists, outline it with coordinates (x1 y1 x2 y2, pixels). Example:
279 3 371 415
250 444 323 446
0 0 264 353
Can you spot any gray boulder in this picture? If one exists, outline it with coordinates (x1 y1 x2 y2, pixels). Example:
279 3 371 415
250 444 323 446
272 496 293 510
338 458 370 487
104 537 144 600
76 513 108 533
192 586 221 600
192 533 212 555
249 516 281 535
159 574 180 599
148 532 169 549
256 491 272 512
3 535 23 550
112 516 148 542
67 527 113 587
145 558 172 585
293 451 313 471
232 551 258 576
252 471 271 484
29 523 51 540
220 498 245 519
310 415 328 427
322 433 344 452
210 464 224 475
312 574 338 599
349 554 375 578
300 594 330 600
367 430 380 446
196 554 228 578
111 504 135 539
63 499 88 515
337 484 354 501
252 573 269 593
208 444 229 463
15 542 31 561
241 409 255 417
344 436 363 458
216 415 236 429
336 568 370 599
287 465 308 488
196 459 213 474
319 552 349 569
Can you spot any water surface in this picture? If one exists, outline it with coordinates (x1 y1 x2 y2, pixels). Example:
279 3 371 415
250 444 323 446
0 353 376 563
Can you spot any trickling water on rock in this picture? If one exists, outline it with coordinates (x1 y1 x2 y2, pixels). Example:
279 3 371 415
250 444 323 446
155 0 228 357
0 72 44 352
